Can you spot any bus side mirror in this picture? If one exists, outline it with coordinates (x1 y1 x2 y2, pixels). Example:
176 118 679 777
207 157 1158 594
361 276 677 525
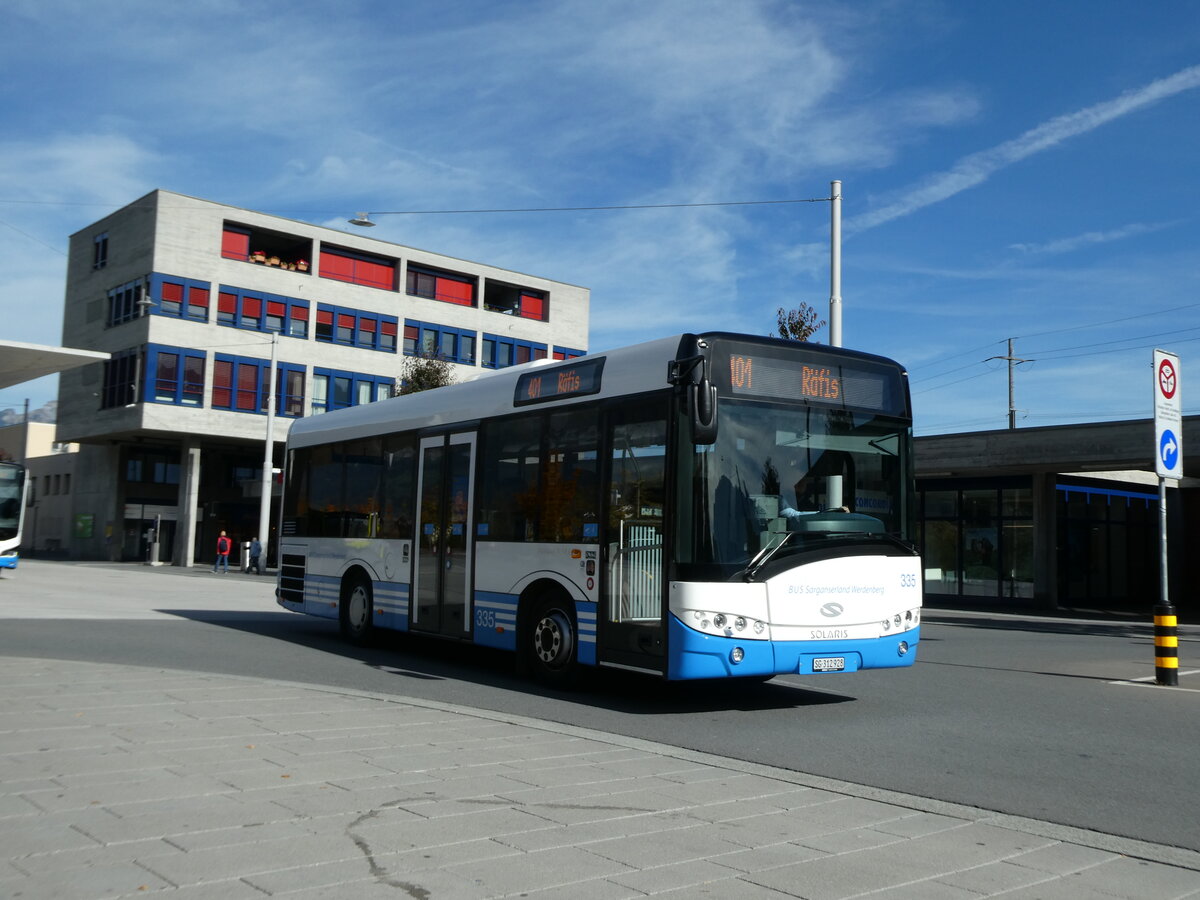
669 354 718 445
690 380 717 445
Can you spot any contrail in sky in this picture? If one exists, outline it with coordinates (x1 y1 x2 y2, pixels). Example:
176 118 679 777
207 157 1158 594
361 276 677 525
850 64 1200 234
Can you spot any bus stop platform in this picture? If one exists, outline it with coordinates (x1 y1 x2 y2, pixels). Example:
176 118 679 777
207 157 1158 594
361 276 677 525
2 654 1199 899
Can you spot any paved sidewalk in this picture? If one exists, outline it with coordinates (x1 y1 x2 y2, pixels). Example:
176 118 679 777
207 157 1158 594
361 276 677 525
3 656 1199 899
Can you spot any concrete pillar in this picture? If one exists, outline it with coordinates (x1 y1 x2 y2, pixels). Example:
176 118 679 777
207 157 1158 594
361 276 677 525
175 441 201 567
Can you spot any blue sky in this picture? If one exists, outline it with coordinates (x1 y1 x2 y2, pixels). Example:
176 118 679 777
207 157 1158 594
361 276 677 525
2 0 1199 436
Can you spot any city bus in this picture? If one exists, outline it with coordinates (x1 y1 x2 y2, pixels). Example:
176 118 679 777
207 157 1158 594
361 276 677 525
0 461 28 571
277 332 921 683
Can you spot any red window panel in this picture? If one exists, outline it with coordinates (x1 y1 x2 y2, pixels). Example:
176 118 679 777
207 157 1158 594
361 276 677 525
221 229 250 260
438 277 474 305
381 320 398 336
212 360 233 407
357 258 395 290
291 304 309 321
218 292 238 315
533 347 548 360
360 318 377 333
242 297 262 318
267 300 286 317
554 350 566 360
319 250 355 282
161 282 184 303
188 286 209 308
236 363 258 410
316 309 334 325
337 314 355 329
520 293 545 320
155 352 179 400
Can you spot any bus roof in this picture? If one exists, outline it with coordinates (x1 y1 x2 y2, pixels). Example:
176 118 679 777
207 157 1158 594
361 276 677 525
285 333 906 449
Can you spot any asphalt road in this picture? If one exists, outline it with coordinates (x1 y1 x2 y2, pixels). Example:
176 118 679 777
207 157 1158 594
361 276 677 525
2 559 1197 854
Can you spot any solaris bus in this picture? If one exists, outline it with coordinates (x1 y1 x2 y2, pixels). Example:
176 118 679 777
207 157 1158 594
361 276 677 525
0 461 28 571
277 332 921 683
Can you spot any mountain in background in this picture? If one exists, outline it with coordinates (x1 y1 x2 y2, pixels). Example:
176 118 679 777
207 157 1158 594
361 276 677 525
0 401 56 425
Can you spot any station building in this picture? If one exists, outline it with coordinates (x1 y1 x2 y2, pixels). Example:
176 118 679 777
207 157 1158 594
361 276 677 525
54 190 589 567
915 416 1200 618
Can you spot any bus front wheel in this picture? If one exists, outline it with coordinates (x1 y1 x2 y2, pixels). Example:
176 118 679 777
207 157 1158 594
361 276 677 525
526 595 578 687
340 574 374 645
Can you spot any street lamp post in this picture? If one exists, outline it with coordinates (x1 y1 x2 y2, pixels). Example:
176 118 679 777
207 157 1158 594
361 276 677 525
257 333 278 570
829 180 842 348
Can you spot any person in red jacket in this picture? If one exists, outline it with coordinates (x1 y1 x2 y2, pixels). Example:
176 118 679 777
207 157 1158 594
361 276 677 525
212 530 231 574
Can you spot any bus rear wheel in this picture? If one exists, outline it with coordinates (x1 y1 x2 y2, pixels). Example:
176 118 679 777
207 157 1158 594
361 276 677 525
340 574 374 645
526 595 578 687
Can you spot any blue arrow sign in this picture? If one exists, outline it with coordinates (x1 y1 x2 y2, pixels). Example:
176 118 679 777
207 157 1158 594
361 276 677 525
1160 428 1180 472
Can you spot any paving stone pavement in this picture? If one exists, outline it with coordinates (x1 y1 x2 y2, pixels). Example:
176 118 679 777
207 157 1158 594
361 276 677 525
2 655 1199 899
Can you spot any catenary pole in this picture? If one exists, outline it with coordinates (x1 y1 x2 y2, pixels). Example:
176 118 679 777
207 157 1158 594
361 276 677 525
829 180 842 348
257 333 278 569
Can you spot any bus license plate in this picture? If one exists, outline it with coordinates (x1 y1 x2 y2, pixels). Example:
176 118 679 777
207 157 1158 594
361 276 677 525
812 657 845 672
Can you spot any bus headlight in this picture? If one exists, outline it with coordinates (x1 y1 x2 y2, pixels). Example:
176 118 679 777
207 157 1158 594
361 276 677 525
897 641 909 657
730 647 745 664
713 613 726 629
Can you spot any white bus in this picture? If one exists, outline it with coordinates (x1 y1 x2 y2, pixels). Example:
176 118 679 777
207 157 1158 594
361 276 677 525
0 462 28 570
277 332 921 684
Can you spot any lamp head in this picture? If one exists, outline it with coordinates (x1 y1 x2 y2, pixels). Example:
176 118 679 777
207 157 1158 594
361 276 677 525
348 212 375 227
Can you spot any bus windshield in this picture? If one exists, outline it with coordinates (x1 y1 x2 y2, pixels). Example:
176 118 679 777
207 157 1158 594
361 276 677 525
680 398 912 577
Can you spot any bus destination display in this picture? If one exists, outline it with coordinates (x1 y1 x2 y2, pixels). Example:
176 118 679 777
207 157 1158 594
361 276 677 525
726 353 895 411
514 357 605 406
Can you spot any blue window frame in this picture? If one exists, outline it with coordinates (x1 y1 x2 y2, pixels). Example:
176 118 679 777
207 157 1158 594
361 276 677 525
311 368 394 415
147 344 206 407
553 345 586 360
481 334 547 369
314 304 399 352
403 320 476 364
217 286 309 338
152 274 211 322
212 354 306 417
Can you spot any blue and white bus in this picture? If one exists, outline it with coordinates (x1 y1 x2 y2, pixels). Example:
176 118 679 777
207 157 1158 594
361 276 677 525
277 332 921 683
0 462 28 570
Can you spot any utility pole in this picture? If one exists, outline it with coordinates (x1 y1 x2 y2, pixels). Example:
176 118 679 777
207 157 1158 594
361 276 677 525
986 338 1031 429
829 180 842 348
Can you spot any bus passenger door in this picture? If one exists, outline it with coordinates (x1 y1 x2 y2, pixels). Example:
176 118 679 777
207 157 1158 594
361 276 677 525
413 432 475 637
599 405 668 672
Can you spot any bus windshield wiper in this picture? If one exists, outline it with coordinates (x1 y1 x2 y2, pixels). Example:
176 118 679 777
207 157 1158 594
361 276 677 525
742 532 798 582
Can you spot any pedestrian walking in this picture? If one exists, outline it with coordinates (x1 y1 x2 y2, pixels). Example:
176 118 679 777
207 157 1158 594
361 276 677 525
248 537 262 575
212 530 231 574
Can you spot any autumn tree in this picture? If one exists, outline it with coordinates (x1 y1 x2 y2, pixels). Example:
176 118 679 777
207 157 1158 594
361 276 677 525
774 303 825 342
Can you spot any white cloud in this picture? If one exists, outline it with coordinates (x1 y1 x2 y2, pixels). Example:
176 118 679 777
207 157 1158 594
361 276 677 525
850 64 1200 234
1009 221 1179 256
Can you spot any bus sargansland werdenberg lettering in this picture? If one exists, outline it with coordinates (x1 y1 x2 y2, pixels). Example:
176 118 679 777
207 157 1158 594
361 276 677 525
0 462 28 570
277 333 921 684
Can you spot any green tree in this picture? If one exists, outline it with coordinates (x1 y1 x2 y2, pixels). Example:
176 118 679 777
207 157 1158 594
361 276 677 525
774 303 825 342
398 353 455 395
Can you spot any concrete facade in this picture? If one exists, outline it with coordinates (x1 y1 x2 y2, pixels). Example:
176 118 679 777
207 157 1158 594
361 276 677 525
55 190 590 567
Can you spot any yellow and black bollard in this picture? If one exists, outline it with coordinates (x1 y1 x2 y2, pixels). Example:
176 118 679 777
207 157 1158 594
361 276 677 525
1154 604 1179 687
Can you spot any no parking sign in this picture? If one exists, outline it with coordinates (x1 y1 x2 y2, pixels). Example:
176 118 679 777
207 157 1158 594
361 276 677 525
1154 349 1182 479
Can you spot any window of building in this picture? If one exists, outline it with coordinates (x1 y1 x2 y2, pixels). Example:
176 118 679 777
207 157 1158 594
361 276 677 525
216 286 309 337
222 221 312 272
93 232 109 270
314 304 400 352
310 368 394 415
405 264 477 306
106 278 148 326
919 480 1034 603
553 346 585 360
481 334 547 369
147 345 205 406
483 280 548 320
125 448 180 485
62 473 70 495
318 245 397 290
100 348 142 408
402 320 476 364
212 355 306 417
154 275 210 321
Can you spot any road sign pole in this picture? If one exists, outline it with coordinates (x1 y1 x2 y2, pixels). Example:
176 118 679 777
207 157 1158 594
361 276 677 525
1152 349 1181 687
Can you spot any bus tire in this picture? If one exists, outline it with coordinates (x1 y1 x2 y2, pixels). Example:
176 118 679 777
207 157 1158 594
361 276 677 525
526 594 578 687
340 573 374 645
